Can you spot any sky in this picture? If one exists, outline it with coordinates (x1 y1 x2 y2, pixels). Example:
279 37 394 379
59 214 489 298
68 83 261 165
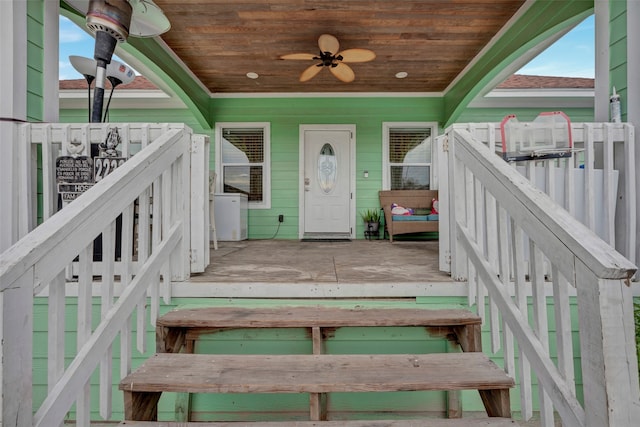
59 16 130 80
59 14 595 81
518 15 595 78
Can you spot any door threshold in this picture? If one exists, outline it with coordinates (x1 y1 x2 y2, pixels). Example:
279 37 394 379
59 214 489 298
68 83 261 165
302 233 352 242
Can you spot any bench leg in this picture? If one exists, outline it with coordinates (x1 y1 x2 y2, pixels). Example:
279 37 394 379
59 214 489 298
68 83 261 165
156 326 186 353
309 327 328 420
310 392 328 421
175 336 196 421
446 340 462 418
311 326 325 355
447 390 462 418
175 392 192 422
479 389 511 418
124 390 162 421
453 324 482 353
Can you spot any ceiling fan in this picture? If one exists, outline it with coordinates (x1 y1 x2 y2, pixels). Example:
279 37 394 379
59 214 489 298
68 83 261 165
280 34 375 83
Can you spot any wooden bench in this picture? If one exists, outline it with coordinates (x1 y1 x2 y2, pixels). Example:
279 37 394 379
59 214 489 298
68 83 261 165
156 306 483 355
379 190 439 242
120 306 514 423
119 352 514 422
121 418 521 426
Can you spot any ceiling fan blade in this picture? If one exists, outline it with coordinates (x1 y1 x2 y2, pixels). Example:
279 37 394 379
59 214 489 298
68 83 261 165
339 48 376 63
280 53 317 60
300 64 324 82
318 34 339 54
330 63 355 83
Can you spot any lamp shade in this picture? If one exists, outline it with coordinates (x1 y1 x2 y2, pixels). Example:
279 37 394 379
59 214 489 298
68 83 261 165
69 55 136 85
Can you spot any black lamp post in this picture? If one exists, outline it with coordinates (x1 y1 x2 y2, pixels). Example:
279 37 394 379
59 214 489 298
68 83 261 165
67 0 170 123
85 0 133 123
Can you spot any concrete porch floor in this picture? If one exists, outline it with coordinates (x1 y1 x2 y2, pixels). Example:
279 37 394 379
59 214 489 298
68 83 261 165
190 239 453 284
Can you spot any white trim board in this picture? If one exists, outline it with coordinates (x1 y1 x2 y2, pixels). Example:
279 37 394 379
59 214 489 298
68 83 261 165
36 280 640 300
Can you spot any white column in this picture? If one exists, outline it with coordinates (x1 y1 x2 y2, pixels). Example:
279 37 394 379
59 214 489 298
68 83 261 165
43 0 60 123
594 0 610 122
0 3 33 426
0 0 27 252
628 0 640 269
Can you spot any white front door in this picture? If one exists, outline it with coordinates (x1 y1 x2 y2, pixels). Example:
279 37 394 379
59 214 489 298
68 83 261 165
300 126 354 238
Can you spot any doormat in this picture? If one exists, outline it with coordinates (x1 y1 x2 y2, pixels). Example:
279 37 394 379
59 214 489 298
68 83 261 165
301 238 351 242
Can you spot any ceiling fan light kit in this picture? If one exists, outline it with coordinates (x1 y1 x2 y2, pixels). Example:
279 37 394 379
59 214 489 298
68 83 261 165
280 34 375 83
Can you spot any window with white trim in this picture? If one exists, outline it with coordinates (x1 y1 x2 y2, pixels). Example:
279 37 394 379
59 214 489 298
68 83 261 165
215 122 270 209
382 122 437 190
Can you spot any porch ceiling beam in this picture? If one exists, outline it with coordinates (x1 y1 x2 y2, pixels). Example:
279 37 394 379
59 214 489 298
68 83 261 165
124 36 211 128
60 1 211 129
443 0 593 128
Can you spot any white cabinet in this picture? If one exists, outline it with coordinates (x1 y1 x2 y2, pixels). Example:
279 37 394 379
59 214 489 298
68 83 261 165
213 193 248 241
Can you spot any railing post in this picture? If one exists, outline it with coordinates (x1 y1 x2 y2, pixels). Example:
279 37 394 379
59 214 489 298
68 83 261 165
437 134 451 273
1 270 34 426
575 259 640 427
171 129 191 281
189 134 210 274
448 130 468 281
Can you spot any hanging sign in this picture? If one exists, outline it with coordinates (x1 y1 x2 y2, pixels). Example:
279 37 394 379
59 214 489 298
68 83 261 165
94 156 126 182
56 155 95 206
55 156 93 183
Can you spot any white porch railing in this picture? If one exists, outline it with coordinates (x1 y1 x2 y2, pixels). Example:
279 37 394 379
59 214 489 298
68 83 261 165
440 125 639 426
0 123 194 426
19 122 210 274
437 122 636 276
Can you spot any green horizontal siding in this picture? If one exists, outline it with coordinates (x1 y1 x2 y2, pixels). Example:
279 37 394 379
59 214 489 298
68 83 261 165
60 88 593 239
63 97 443 240
609 1 628 122
26 2 44 122
27 1 45 223
61 94 594 240
33 296 591 422
210 97 442 240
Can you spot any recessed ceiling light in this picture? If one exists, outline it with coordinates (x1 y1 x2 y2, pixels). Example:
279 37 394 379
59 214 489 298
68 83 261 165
246 72 259 79
395 72 408 79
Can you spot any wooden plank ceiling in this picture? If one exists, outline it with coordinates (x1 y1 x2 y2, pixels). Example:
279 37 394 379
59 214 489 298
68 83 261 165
151 0 526 94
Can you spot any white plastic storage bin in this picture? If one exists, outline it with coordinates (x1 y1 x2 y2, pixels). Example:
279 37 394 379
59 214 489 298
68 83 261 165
500 111 572 161
213 193 248 241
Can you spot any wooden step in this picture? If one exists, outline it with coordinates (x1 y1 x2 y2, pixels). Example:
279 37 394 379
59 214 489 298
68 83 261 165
120 418 522 426
156 306 483 353
157 306 482 329
119 353 514 421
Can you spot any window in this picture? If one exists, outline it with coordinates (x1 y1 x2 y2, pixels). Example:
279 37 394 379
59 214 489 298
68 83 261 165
215 123 270 209
382 122 437 190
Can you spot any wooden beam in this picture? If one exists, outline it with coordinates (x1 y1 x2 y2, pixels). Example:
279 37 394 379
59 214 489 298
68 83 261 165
478 389 511 418
444 0 593 127
124 390 162 421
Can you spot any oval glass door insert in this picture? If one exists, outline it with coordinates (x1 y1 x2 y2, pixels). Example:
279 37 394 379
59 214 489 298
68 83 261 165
318 143 337 194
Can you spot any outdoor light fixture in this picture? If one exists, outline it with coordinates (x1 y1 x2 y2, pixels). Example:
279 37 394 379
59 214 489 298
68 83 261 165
70 55 135 122
86 0 132 122
65 0 170 122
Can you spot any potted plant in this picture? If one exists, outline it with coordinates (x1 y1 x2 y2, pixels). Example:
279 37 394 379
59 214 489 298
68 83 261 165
360 208 381 234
